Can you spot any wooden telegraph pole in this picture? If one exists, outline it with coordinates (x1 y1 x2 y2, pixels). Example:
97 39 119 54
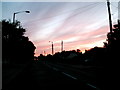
107 0 113 33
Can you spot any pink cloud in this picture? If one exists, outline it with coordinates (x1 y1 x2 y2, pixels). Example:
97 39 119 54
34 25 109 56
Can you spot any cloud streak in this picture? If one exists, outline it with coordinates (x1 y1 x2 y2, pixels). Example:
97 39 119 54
2 2 118 56
33 25 109 56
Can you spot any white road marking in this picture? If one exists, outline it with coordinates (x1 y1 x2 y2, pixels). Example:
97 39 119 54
45 63 100 90
62 72 77 80
52 67 59 71
87 83 101 90
62 72 100 90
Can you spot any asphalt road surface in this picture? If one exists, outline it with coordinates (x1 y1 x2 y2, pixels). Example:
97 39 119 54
3 61 100 90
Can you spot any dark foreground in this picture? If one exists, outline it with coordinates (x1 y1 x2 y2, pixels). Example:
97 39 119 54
3 61 101 90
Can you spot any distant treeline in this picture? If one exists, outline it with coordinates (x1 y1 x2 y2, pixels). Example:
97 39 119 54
38 20 120 66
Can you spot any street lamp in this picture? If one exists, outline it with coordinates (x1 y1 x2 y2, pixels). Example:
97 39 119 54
49 41 54 55
13 10 30 23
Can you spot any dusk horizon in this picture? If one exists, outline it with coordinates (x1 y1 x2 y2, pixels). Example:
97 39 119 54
2 2 118 56
2 1 120 90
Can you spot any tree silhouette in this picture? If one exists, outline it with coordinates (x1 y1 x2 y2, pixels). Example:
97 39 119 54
105 20 120 59
2 20 36 64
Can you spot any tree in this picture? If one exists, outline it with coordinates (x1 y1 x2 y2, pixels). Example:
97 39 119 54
2 20 36 64
104 19 120 66
106 20 120 48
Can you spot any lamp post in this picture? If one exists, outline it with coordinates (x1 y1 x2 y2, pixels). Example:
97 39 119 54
13 11 30 23
49 41 54 55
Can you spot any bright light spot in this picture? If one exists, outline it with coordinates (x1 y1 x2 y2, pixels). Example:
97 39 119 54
86 23 101 30
64 37 79 42
85 18 107 33
84 39 105 48
92 34 106 38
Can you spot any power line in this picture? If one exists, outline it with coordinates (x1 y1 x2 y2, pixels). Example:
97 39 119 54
64 3 101 21
24 2 101 29
23 2 100 26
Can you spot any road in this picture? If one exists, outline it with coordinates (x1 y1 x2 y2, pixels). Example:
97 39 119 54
3 61 100 90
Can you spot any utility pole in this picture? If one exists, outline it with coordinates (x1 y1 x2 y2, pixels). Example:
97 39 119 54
44 51 46 56
49 41 54 55
61 40 63 52
118 19 120 30
107 0 113 33
52 42 54 55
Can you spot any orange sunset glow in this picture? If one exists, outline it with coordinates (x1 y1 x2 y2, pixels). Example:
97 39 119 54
2 2 118 56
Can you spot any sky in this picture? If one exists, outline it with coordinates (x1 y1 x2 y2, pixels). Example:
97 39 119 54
2 1 118 56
